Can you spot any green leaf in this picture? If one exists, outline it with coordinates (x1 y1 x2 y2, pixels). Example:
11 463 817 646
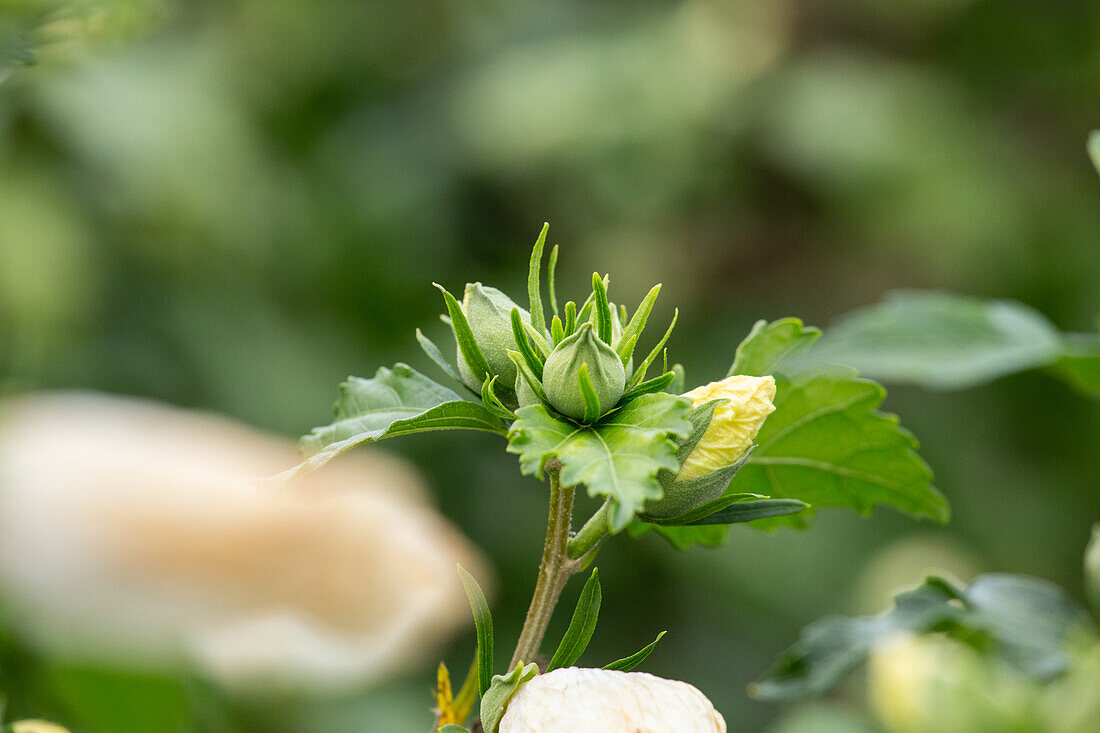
577 364 602 423
603 631 667 671
564 301 578 336
481 376 517 421
480 662 539 733
816 291 1065 389
435 283 493 385
732 371 949 527
416 328 478 397
617 284 662 362
507 393 693 531
527 223 549 334
510 308 544 379
751 577 965 701
627 308 678 388
290 365 507 476
457 565 495 696
439 726 470 733
688 498 808 525
547 569 602 671
752 573 1097 702
592 272 613 344
1051 332 1100 397
729 317 821 377
547 244 560 317
619 371 675 403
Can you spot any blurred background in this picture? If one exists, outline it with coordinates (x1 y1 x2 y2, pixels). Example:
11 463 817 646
1 0 1099 730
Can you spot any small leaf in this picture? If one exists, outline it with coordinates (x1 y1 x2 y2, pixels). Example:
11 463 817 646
435 283 493 385
617 284 662 362
480 662 539 733
551 315 565 346
619 371 675 403
564 301 577 335
577 364 602 423
688 498 808 525
603 631 667 671
509 350 551 407
547 569 602 671
627 309 678 389
547 244 560 317
729 318 821 377
527 224 549 335
592 272 613 344
481 376 518 421
286 365 506 478
457 565 495 696
511 308 545 379
416 328 477 397
507 393 693 530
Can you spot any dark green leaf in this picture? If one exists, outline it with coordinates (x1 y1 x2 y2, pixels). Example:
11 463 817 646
752 573 1097 702
547 569 602 671
507 393 693 530
729 318 821 377
458 565 495 696
480 662 539 733
688 498 808 525
603 631 667 671
287 365 506 477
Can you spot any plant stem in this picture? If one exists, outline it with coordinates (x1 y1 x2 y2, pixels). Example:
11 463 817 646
509 462 579 670
567 498 613 559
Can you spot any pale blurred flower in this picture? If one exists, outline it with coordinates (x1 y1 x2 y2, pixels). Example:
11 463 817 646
0 392 489 693
677 375 776 481
10 722 71 733
499 667 726 732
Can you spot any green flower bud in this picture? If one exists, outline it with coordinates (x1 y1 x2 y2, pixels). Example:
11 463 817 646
515 368 542 409
541 323 626 419
1087 524 1100 614
455 283 529 391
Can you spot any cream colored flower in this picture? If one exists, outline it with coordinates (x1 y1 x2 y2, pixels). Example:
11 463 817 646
10 722 71 733
499 667 726 733
676 375 776 481
0 392 490 693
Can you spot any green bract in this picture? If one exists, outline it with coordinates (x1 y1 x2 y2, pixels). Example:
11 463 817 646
541 323 626 420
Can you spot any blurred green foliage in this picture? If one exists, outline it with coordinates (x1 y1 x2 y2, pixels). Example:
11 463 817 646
1 0 1099 730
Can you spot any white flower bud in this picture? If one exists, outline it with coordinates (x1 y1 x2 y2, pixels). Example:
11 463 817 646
677 375 776 481
0 392 490 693
499 668 726 733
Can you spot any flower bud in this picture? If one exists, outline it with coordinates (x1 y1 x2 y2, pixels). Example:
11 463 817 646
455 283 530 391
499 668 726 732
1086 524 1100 614
541 323 626 419
676 375 776 481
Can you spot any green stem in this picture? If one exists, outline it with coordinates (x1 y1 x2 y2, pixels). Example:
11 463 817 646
567 498 613 559
509 463 579 670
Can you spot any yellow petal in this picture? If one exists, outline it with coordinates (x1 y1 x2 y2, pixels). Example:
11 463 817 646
676 375 776 481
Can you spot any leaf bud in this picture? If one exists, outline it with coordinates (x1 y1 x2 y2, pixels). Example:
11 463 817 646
541 323 626 420
455 283 529 391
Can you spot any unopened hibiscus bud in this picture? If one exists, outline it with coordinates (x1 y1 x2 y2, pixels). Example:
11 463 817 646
676 375 776 481
1086 524 1100 614
499 667 726 732
541 323 626 420
455 283 530 391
